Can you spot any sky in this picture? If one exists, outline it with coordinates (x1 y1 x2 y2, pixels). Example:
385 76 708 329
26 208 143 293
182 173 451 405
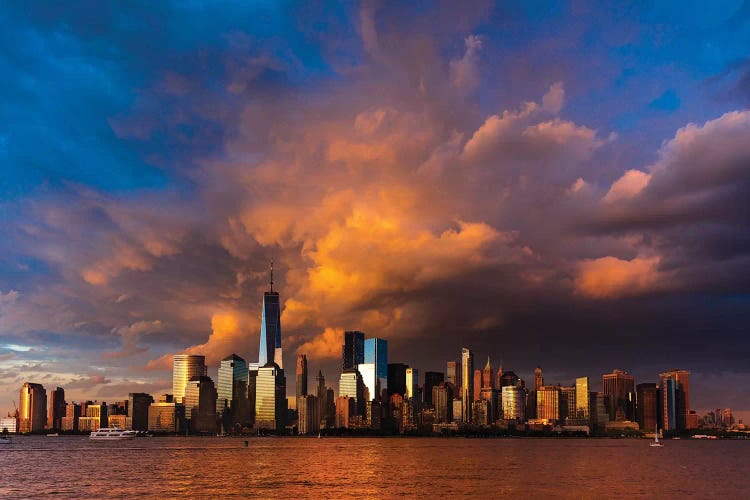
1 1 750 420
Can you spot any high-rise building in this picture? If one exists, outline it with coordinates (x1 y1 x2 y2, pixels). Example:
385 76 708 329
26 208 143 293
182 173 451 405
258 262 283 368
296 354 308 399
255 364 286 432
339 370 365 416
536 386 560 422
47 387 65 430
405 368 418 400
217 354 249 416
500 371 521 387
636 383 658 432
184 375 218 434
534 367 544 391
559 386 576 422
461 348 474 422
482 357 494 389
473 370 482 401
61 403 81 432
316 370 327 426
659 369 691 430
148 397 185 434
432 383 453 423
447 361 459 387
128 393 154 432
19 382 46 434
423 371 444 405
362 338 388 401
172 354 206 404
247 363 259 427
342 331 365 370
387 363 408 397
297 394 319 435
590 392 610 430
602 369 635 421
502 386 526 422
335 396 355 428
575 377 590 422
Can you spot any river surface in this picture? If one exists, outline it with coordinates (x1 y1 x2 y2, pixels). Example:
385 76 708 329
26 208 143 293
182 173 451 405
0 436 746 498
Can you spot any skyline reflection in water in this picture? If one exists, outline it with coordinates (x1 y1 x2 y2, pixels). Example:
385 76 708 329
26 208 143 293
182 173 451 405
0 436 746 498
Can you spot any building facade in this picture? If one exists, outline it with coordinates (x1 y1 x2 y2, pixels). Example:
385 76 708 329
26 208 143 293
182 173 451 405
19 382 47 434
342 331 365 370
461 348 474 422
172 354 206 404
259 264 282 368
636 383 658 432
255 365 286 431
502 385 526 422
602 369 635 421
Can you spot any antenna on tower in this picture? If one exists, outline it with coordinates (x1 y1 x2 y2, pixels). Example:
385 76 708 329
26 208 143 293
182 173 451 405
270 259 274 293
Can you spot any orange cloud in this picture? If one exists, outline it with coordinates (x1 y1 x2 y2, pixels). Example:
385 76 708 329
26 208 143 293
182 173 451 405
603 169 651 204
296 327 344 360
575 256 662 298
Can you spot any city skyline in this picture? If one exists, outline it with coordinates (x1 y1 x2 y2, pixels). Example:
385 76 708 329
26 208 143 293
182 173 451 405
1 2 750 422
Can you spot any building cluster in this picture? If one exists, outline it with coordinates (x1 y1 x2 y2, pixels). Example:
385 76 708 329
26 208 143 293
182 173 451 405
3 265 745 436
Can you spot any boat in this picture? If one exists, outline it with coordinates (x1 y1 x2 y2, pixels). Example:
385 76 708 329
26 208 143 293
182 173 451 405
89 427 137 440
317 432 321 439
0 436 11 445
47 433 60 437
650 426 664 447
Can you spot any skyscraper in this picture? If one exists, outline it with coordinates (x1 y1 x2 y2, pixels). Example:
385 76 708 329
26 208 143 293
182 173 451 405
482 357 494 389
217 353 249 416
47 387 65 431
602 369 636 421
172 354 206 404
636 383 658 432
447 361 459 387
559 386 576 422
259 262 282 368
184 375 218 434
362 337 388 401
339 370 365 416
342 331 365 370
405 367 418 400
128 393 154 432
296 354 308 399
19 382 47 434
534 367 544 391
387 363 408 396
536 386 560 422
502 386 526 422
255 364 286 431
461 348 474 422
473 369 482 401
423 371 444 405
659 369 691 430
316 370 327 426
575 377 590 422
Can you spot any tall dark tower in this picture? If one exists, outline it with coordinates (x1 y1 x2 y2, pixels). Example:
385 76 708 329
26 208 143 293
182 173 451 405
534 366 544 391
259 261 282 368
296 354 308 399
342 331 365 370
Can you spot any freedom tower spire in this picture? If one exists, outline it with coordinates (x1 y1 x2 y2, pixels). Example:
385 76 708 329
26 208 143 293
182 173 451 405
258 260 282 368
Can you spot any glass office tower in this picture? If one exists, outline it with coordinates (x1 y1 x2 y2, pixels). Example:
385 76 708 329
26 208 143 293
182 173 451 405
575 376 590 422
217 353 248 415
255 364 286 431
172 354 206 404
342 331 365 370
461 348 474 422
363 338 388 401
259 266 282 368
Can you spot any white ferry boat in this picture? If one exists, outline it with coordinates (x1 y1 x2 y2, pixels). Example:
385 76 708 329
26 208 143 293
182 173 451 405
89 427 137 440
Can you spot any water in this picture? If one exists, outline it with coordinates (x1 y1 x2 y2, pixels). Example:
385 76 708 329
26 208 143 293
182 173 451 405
0 436 746 498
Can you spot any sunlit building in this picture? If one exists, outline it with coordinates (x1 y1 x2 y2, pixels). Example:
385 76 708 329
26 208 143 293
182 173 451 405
423 371 444 405
0 417 17 434
61 403 81 432
217 353 248 422
461 348 474 422
483 356 494 389
259 262 283 368
19 382 47 434
47 387 66 431
148 397 185 433
575 377 590 422
255 364 286 431
452 398 464 423
363 338 388 401
536 386 560 422
473 369 482 401
172 354 206 404
534 367 544 391
405 367 418 401
108 414 131 429
296 354 308 399
339 369 365 416
502 385 526 422
128 393 154 432
602 369 635 421
78 416 102 432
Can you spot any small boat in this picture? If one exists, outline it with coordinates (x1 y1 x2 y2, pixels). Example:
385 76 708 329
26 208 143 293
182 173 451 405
47 433 60 437
89 427 137 440
650 426 664 447
0 437 11 445
317 432 321 439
